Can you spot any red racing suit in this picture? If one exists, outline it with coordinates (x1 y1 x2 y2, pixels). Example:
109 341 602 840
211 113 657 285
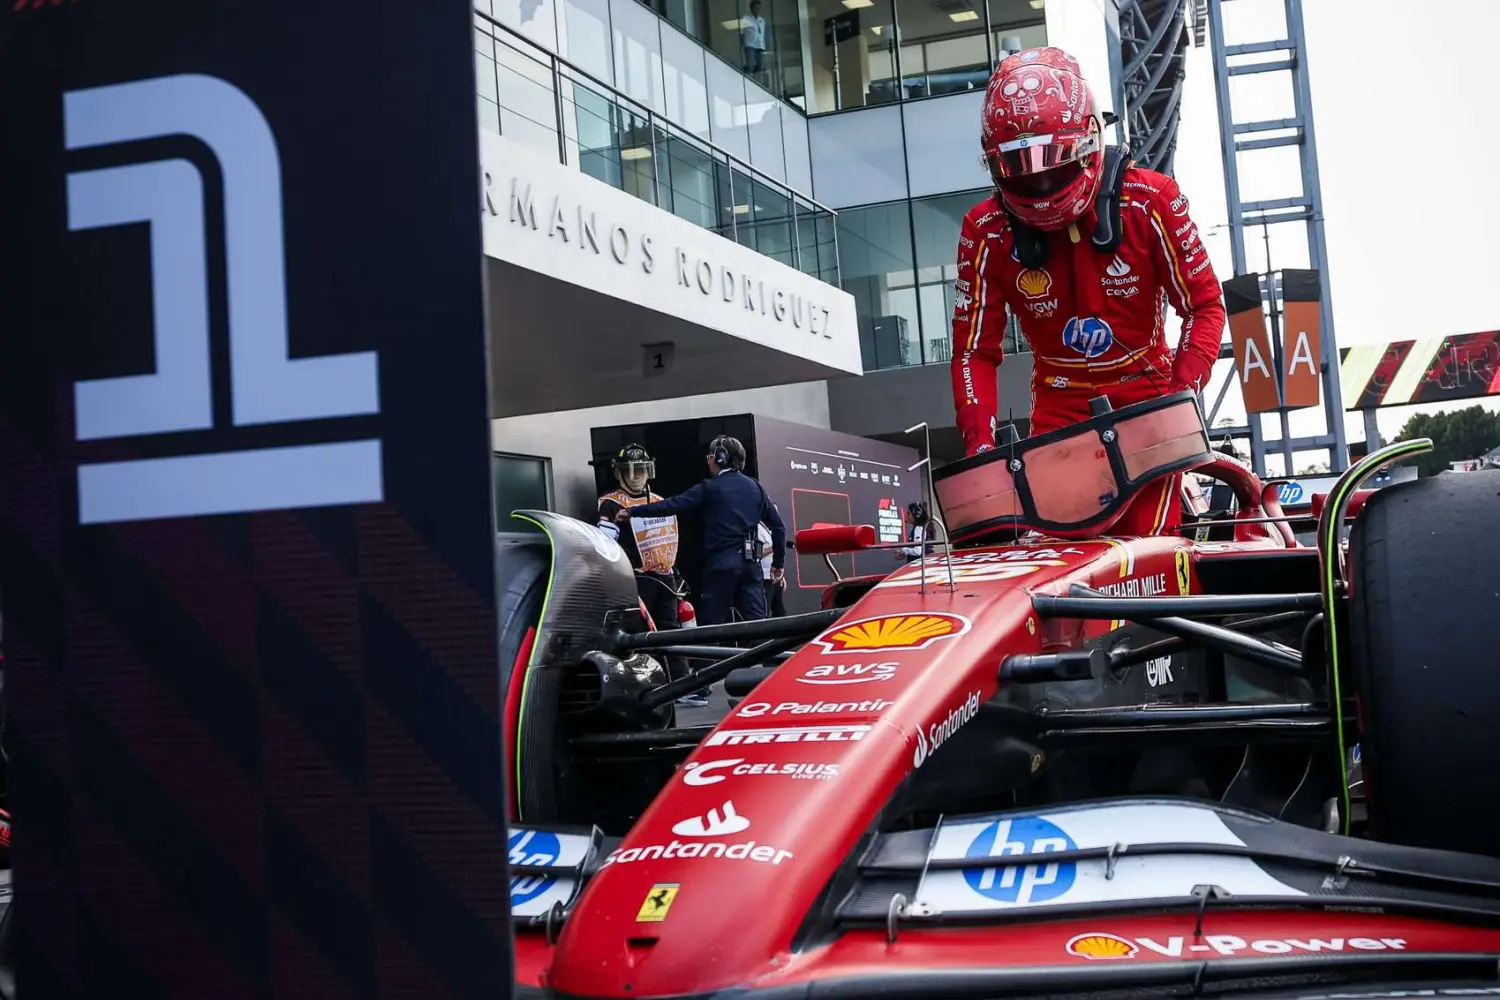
949 166 1225 536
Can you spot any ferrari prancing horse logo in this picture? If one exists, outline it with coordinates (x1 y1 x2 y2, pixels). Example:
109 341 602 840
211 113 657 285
1174 549 1191 595
636 882 680 922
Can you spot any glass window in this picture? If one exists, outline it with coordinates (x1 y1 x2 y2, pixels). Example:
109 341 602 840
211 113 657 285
987 0 1046 67
746 179 794 266
661 21 713 140
911 189 1023 358
894 0 990 101
721 163 752 241
794 201 838 282
660 134 720 230
610 0 667 115
836 202 919 370
496 35 563 158
476 27 502 134
802 0 899 113
562 0 616 84
495 454 553 534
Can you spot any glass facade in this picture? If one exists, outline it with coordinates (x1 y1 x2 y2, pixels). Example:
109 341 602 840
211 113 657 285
837 189 1024 372
479 0 1044 115
477 12 840 284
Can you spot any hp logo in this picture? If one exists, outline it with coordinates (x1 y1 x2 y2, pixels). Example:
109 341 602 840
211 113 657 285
508 829 561 906
1278 481 1305 504
1061 317 1115 359
963 816 1076 904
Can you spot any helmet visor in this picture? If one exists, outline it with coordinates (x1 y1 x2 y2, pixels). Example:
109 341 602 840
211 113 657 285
617 459 655 480
998 160 1083 200
990 131 1099 180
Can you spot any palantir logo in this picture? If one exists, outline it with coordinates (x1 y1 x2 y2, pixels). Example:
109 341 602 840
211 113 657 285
963 816 1076 905
508 829 561 906
63 74 382 525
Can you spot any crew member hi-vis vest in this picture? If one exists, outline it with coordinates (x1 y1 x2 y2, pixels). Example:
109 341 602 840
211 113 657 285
603 489 680 575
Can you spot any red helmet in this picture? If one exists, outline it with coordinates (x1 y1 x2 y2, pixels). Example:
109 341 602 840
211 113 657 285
980 46 1104 231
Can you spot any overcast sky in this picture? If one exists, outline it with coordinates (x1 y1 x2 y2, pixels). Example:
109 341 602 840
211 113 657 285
1165 0 1500 472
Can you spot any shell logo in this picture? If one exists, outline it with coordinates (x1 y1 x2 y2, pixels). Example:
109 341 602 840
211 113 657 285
1065 933 1139 961
1016 269 1052 298
811 613 972 654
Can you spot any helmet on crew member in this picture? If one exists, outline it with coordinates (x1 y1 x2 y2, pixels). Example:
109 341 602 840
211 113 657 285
613 443 655 495
979 46 1104 232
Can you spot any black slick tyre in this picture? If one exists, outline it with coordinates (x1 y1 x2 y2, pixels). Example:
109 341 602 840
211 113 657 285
1349 470 1500 855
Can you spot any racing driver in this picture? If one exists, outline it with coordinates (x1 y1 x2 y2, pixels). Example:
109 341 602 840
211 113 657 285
950 46 1225 535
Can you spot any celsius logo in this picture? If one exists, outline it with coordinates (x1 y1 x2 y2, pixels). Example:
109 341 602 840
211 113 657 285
912 689 982 768
672 800 751 837
508 829 561 905
963 815 1076 904
683 758 840 786
797 661 898 685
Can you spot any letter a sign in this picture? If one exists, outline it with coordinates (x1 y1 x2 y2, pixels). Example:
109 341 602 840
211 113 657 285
1280 268 1325 409
0 0 513 996
1222 272 1282 413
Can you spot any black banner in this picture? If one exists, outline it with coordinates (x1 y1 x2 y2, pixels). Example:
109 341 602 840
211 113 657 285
0 2 510 997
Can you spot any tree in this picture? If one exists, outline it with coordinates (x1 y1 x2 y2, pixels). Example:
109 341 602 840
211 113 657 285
1296 463 1330 477
1393 405 1500 478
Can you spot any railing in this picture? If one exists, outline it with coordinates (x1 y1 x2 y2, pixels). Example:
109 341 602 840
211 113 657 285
475 12 840 285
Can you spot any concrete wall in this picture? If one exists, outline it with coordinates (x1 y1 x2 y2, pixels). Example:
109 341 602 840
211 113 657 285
493 380 832 519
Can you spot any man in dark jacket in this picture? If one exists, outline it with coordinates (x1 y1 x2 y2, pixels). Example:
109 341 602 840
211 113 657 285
616 435 785 626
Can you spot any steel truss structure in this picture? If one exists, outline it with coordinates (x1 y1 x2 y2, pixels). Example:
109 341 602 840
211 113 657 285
1202 0 1349 475
1118 0 1192 174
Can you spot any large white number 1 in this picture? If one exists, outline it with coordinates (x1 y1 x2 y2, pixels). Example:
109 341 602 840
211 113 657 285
65 74 384 524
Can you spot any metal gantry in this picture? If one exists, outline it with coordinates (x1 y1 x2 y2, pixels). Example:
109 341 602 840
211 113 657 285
1118 0 1191 174
1203 0 1349 474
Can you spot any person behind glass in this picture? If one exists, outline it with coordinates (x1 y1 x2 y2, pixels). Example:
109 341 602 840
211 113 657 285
741 0 766 75
899 502 928 563
617 435 785 626
758 502 787 617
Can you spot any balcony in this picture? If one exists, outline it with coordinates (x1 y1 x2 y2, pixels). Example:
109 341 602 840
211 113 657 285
476 12 841 285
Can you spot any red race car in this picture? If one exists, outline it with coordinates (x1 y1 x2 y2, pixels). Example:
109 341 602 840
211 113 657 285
498 391 1500 999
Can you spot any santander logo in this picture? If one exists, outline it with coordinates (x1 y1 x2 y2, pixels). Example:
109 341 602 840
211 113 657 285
913 689 983 768
672 801 750 837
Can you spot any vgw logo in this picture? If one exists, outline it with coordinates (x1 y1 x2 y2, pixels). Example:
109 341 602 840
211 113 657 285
64 74 382 525
962 816 1076 904
508 829 561 906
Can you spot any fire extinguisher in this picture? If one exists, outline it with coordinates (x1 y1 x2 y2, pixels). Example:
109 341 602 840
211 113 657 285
677 598 696 629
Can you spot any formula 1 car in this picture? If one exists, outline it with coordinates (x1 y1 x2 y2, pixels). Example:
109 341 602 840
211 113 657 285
497 391 1500 999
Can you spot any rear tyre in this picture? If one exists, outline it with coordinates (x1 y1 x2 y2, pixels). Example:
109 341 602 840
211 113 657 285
1348 470 1500 855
